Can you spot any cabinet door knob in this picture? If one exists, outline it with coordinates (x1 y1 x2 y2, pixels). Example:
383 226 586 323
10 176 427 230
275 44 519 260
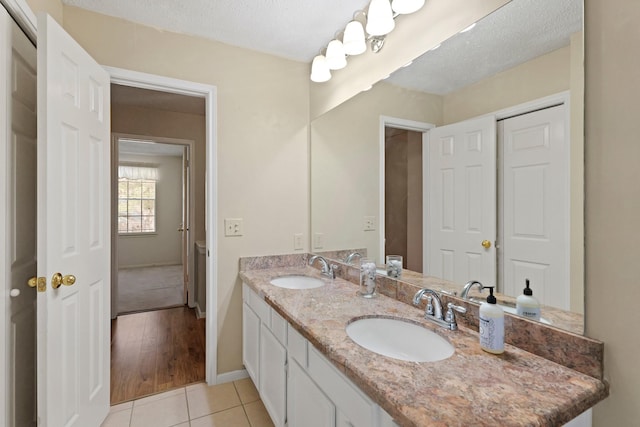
10 288 21 297
481 240 492 249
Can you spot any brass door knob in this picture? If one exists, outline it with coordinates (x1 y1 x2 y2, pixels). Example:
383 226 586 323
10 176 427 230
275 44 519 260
481 240 492 249
51 273 76 289
28 276 47 292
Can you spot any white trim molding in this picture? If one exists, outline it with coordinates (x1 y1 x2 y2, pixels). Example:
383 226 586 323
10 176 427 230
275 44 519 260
0 0 36 43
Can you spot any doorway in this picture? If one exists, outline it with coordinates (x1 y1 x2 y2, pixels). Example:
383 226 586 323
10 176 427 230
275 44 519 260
384 127 425 272
378 116 434 270
109 84 208 403
115 137 192 314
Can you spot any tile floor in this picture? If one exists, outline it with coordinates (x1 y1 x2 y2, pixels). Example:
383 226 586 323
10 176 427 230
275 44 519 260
102 378 274 427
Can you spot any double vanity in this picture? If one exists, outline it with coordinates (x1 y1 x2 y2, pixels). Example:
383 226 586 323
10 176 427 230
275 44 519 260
239 254 608 427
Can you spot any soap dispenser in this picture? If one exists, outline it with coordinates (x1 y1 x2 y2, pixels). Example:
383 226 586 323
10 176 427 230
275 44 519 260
516 279 541 321
479 286 504 354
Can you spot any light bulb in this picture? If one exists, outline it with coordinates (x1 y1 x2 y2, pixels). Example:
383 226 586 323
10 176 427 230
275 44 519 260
343 20 366 55
310 55 331 82
366 0 395 36
391 0 425 14
326 40 347 70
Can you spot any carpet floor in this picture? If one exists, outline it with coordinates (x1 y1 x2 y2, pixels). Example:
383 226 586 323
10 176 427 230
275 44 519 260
118 265 184 314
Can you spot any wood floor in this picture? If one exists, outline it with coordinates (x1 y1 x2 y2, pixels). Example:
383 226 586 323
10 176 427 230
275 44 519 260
110 306 206 404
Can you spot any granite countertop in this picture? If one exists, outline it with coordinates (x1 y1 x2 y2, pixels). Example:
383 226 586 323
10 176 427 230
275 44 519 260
239 266 608 427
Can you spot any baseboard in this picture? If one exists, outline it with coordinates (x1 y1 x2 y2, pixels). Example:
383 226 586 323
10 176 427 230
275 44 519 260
216 369 249 384
196 303 206 319
118 262 182 269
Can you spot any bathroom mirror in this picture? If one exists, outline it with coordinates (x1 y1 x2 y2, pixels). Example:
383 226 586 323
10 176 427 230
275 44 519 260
310 0 584 333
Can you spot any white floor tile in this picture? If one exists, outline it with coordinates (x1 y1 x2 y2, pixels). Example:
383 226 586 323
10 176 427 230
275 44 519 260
130 392 189 427
186 382 241 419
133 388 185 407
101 408 132 427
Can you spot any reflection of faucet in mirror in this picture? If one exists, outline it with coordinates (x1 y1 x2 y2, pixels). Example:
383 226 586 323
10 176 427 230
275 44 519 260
460 280 484 301
344 251 362 265
309 255 337 279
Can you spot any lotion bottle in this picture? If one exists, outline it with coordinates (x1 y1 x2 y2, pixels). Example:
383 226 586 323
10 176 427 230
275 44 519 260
516 279 541 321
479 286 504 354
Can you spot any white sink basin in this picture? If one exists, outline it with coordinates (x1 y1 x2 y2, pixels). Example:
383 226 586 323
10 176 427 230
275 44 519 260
346 317 454 362
501 305 551 325
270 275 325 290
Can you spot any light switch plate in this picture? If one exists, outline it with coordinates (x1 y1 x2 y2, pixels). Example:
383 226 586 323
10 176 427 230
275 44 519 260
294 233 304 250
313 232 324 249
224 218 243 236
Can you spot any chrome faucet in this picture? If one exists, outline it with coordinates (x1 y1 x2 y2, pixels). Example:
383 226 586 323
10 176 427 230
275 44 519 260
460 280 484 301
344 251 362 264
413 288 467 331
308 255 337 279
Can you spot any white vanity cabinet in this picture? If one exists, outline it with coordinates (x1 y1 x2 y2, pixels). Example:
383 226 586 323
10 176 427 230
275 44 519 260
242 283 398 427
288 357 336 427
242 284 287 426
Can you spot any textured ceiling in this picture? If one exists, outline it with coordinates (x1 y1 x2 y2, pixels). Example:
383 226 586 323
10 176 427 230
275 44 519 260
387 0 582 94
61 0 371 62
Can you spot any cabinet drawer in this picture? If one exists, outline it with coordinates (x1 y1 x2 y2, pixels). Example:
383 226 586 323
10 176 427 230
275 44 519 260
270 309 288 346
243 283 271 324
287 324 308 368
308 346 375 427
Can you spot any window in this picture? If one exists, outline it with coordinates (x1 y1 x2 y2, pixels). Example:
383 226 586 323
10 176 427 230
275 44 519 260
118 165 158 234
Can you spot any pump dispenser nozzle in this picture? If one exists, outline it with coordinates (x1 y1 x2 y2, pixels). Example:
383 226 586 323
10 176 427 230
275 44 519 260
523 279 533 296
485 286 497 304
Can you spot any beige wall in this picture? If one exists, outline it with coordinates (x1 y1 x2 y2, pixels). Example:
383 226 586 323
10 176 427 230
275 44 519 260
311 82 441 264
25 0 62 24
117 153 183 268
62 6 310 374
585 0 640 425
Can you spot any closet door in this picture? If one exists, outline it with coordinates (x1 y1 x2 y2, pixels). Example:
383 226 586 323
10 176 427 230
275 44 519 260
499 104 568 308
1 7 37 427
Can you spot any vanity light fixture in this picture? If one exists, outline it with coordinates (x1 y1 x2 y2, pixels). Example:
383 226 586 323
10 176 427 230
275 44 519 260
310 0 425 82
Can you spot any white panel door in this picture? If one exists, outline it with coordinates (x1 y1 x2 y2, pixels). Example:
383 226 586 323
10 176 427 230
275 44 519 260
499 105 568 309
36 13 111 427
1 8 38 427
427 116 497 287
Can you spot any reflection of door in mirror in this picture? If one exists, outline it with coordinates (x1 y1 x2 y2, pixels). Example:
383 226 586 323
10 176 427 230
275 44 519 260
384 127 424 273
499 104 568 310
426 100 570 311
427 115 497 288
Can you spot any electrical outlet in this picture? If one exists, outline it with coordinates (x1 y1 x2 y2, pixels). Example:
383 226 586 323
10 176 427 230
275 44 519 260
363 216 376 231
313 232 324 249
294 233 304 250
224 218 243 236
